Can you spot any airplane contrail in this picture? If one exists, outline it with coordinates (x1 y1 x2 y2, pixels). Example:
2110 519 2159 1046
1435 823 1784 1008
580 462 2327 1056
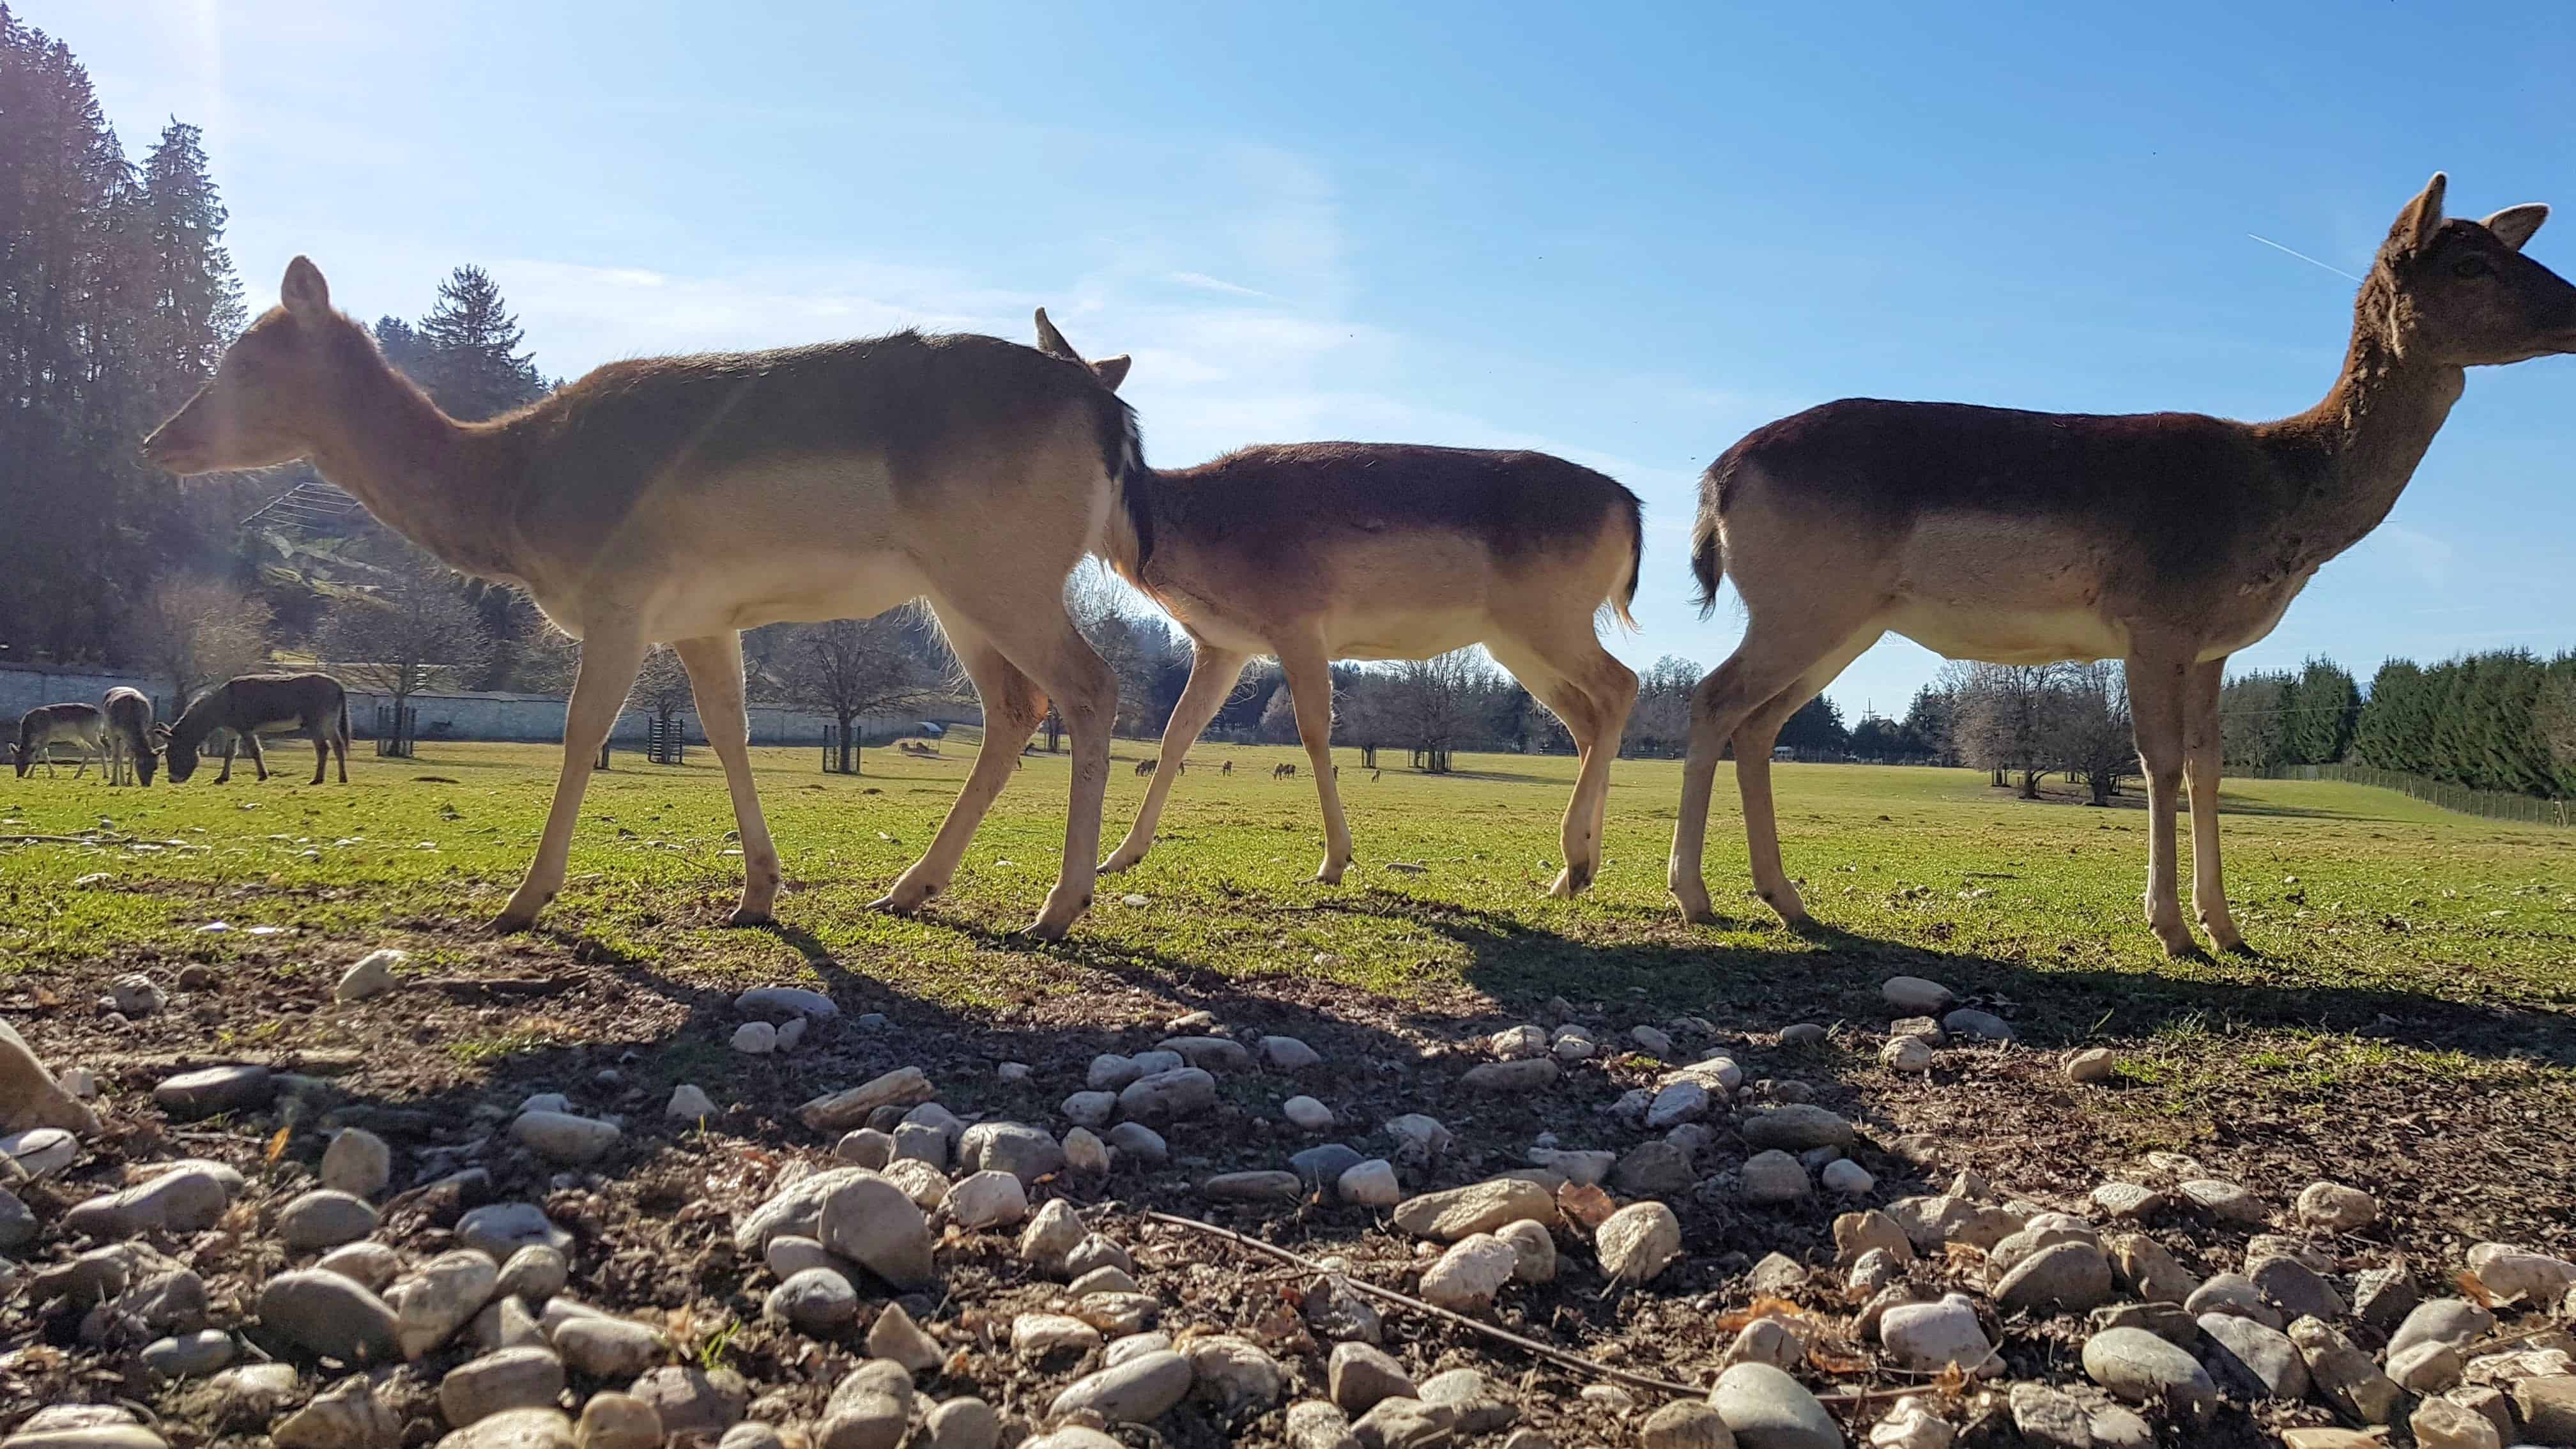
2247 233 2363 282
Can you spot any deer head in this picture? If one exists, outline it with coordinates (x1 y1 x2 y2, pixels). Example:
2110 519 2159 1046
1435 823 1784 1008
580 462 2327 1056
143 257 366 475
1032 309 1131 392
151 723 200 784
2371 174 2576 367
8 742 30 779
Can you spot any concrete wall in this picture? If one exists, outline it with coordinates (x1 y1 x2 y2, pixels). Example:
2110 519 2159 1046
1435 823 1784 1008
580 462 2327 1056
2 664 976 747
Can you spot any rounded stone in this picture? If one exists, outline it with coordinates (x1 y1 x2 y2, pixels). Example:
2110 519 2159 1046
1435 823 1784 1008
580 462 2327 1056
258 1268 401 1363
574 1392 663 1449
279 1190 381 1252
498 1245 569 1303
765 1268 859 1332
1597 1202 1683 1283
1742 1150 1811 1205
440 1346 567 1428
1046 1348 1194 1423
320 1129 393 1197
2082 1326 2218 1423
1710 1361 1837 1449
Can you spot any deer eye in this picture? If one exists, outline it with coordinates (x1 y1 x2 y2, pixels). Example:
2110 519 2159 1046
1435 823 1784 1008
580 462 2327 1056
2453 255 2494 279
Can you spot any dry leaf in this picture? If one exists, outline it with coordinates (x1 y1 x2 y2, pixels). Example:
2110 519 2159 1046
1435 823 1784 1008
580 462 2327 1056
264 1125 291 1165
1806 1345 1873 1375
2457 1269 2496 1308
1719 1296 1820 1331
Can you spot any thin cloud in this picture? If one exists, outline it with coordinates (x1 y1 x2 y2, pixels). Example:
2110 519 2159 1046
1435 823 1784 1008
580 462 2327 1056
1168 271 1279 301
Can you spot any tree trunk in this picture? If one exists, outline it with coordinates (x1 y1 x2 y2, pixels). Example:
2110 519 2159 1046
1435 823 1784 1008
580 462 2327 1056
839 713 860 774
2018 767 2039 799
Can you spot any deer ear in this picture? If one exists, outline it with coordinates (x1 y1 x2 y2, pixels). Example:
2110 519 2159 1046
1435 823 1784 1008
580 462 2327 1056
2482 203 2549 252
2393 172 2448 253
1033 307 1084 362
1091 355 1131 392
281 256 332 317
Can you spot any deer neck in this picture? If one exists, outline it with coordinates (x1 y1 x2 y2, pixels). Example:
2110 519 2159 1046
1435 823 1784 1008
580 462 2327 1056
302 343 531 581
2281 287 2467 565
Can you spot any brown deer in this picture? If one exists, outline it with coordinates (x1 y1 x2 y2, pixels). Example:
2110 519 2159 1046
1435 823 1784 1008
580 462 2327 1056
10 702 102 778
1670 175 2576 956
1036 312 1643 894
158 673 351 785
102 687 157 786
145 259 1146 937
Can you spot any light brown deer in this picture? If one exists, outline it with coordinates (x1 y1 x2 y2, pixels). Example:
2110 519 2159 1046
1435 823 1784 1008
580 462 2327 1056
1671 175 2576 955
145 259 1146 938
1036 312 1643 894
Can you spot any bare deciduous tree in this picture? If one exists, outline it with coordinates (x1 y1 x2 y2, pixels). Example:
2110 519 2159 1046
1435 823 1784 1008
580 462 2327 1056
136 575 273 704
1386 649 1499 774
2057 662 2135 805
319 550 496 722
778 614 953 772
1947 661 2068 797
631 647 696 732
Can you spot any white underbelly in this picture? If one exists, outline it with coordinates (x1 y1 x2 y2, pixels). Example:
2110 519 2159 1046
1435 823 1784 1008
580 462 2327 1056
1889 601 2130 666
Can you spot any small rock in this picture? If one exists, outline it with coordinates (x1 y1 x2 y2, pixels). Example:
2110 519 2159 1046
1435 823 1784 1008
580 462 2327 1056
1419 1234 1519 1312
816 1360 911 1449
1496 1218 1556 1283
1646 1079 1712 1130
2465 1241 2576 1305
335 950 403 1003
2513 1377 2576 1445
923 1398 997 1449
552 1317 664 1379
438 1407 574 1449
141 1328 236 1379
496 1246 568 1304
2108 1233 2196 1303
1351 1397 1455 1449
2186 1272 2283 1330
735 985 837 1018
1117 1067 1217 1122
391 1248 502 1360
1418 1368 1514 1434
944 1170 1029 1229
574 1393 662 1449
817 1174 935 1287
1491 1025 1549 1059
866 1301 942 1372
1261 1036 1323 1071
2176 1178 2263 1223
1204 1170 1305 1203
2410 1395 2504 1449
1882 1294 1994 1373
1329 1342 1415 1413
63 1167 231 1238
1722 1317 1806 1372
275 1374 402 1449
731 1023 777 1054
1186 1335 1285 1412
765 1268 859 1332
1338 1159 1402 1207
1742 1150 1811 1205
2089 1301 2196 1346
1292 1143 1366 1189
2082 1326 2218 1423
2006 1383 2090 1449
2249 1254 2347 1321
834 1130 894 1168
1867 1395 1954 1449
960 1121 1064 1181
2390 1298 2496 1359
665 1085 717 1122
1393 1179 1554 1241
1460 1058 1560 1092
1993 1241 2115 1314
1879 1036 1934 1072
797 1068 935 1133
1820 1160 1875 1197
1061 1091 1117 1128
1018 1199 1085 1270
2287 1315 2401 1425
320 1129 392 1197
260 1268 401 1363
440 1347 565 1429
1597 1202 1682 1283
1639 1400 1735 1448
1835 1210 1914 1266
2064 1047 2115 1082
1613 1141 1696 1197
1285 1400 1361 1449
1940 1008 2013 1042
1747 1252 1810 1297
317 1241 401 1292
1013 1312 1103 1357
1048 1349 1194 1423
475 1298 544 1351
279 1190 381 1252
1383 1114 1452 1160
625 1367 748 1440
1062 1127 1110 1173
1882 976 1954 1012
509 1112 622 1167
1105 1121 1168 1165
1710 1362 1838 1449
2351 1266 2421 1330
2388 1339 2465 1394
2199 1312 2310 1400
1275 1095 1332 1131
2089 1183 2164 1220
1064 1235 1133 1278
2294 1181 2377 1232
1739 1104 1855 1152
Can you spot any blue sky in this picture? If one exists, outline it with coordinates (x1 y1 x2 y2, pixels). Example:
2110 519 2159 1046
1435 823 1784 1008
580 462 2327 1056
67 1 2576 717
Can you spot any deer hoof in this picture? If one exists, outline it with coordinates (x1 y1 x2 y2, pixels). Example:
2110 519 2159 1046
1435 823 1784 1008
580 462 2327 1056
1100 851 1142 875
724 907 774 928
489 911 539 935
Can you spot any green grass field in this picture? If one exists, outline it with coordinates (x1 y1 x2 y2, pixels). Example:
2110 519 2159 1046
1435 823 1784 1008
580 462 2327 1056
6 733 2570 1032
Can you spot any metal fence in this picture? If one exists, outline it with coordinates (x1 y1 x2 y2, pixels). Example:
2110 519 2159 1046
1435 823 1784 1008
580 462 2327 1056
2258 762 2573 828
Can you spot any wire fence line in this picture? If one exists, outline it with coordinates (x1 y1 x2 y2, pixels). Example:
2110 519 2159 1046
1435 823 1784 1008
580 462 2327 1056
2257 763 2574 829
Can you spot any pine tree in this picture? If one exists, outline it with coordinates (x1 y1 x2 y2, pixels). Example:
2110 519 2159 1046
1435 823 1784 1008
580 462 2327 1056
416 264 543 420
135 119 243 412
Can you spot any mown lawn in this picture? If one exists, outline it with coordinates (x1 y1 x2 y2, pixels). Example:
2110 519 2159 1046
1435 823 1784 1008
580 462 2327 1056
5 733 2570 1030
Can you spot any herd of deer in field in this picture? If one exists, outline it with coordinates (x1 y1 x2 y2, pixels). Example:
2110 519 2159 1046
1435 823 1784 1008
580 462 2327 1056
74 173 2576 955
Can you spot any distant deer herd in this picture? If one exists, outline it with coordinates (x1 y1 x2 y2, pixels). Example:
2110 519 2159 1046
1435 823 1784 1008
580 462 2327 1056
15 172 2541 957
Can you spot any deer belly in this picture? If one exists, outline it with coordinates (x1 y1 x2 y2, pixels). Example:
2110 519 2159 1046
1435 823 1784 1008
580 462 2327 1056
1887 600 2129 665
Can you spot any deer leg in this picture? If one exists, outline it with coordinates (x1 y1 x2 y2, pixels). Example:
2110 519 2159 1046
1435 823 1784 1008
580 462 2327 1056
334 714 349 783
1491 634 1636 897
871 622 1047 917
1278 639 1353 884
1729 632 1882 930
675 632 783 926
213 735 234 784
2184 656 2246 953
2125 647 2196 956
307 721 329 785
495 626 647 932
244 732 270 781
1103 643 1248 873
1671 618 1873 926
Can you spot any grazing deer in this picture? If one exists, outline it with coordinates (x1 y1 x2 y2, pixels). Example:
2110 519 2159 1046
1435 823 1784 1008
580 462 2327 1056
102 687 157 786
1671 175 2576 956
10 702 103 779
1221 759 1232 776
1273 762 1298 779
1132 758 1154 776
1037 311 1642 895
158 673 351 785
145 259 1144 937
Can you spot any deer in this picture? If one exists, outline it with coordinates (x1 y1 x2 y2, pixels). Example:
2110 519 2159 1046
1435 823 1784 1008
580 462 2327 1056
1221 759 1232 776
157 673 351 785
10 702 103 779
1133 758 1154 776
1670 174 2576 957
1036 311 1643 896
1273 762 1298 779
101 687 157 786
144 259 1146 938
